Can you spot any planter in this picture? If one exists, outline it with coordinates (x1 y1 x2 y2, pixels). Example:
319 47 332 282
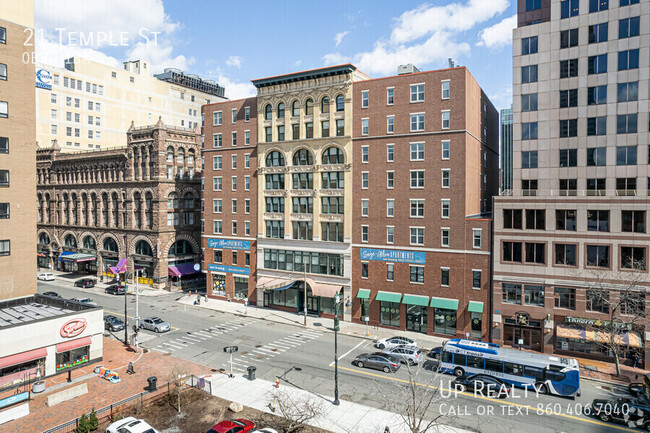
32 381 46 393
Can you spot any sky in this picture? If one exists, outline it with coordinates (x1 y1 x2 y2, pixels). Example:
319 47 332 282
33 0 516 111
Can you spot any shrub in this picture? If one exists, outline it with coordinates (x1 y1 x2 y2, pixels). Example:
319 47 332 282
89 408 99 431
76 413 90 433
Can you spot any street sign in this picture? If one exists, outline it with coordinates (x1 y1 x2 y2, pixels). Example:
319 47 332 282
193 263 200 272
223 346 238 354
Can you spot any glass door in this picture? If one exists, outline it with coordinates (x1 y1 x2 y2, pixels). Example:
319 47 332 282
307 296 319 314
406 305 427 334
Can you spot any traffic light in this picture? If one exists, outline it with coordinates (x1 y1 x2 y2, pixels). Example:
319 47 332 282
334 316 340 332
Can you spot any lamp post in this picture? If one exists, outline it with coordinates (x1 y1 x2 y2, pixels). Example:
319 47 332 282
333 293 341 406
123 233 128 346
303 265 307 326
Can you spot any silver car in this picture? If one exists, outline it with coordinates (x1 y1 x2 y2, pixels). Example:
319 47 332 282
70 297 98 307
139 316 170 333
382 345 424 365
375 336 417 350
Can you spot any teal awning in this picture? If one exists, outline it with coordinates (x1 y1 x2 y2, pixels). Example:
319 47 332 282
375 291 402 303
357 289 370 299
402 294 429 306
468 301 484 313
430 297 459 310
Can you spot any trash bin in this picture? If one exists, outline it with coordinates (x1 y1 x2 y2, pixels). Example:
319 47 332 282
147 376 157 391
247 366 256 381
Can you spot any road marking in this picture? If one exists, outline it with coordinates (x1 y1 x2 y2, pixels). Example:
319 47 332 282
194 331 213 338
151 347 170 354
181 335 204 342
329 340 366 367
264 344 287 352
163 341 184 349
332 364 636 432
173 339 194 345
253 349 275 357
280 337 305 344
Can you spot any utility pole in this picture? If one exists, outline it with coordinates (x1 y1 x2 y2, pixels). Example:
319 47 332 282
135 269 140 352
123 233 128 346
303 264 307 326
333 293 340 405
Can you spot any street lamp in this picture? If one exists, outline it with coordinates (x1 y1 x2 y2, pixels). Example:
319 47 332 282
123 233 128 346
333 293 341 406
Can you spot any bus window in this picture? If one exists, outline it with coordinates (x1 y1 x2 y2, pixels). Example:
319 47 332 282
524 366 544 380
467 355 484 369
545 370 566 382
504 362 523 376
485 359 504 373
442 351 453 363
454 353 467 366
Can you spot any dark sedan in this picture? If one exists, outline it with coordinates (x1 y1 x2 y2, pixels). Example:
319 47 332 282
105 284 126 295
354 352 400 373
74 278 96 288
104 315 125 332
42 291 60 297
452 374 511 398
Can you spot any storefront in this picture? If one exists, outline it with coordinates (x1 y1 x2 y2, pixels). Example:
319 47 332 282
555 316 643 360
258 276 343 316
168 263 201 289
58 251 97 275
431 297 459 336
502 312 543 351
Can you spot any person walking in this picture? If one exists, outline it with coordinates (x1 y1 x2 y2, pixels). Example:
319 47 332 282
384 427 390 433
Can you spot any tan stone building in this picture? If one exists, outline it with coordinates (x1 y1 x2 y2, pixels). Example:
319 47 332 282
0 3 37 300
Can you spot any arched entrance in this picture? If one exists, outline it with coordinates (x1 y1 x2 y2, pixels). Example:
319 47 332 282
37 232 51 269
133 240 154 280
167 239 200 289
101 237 120 278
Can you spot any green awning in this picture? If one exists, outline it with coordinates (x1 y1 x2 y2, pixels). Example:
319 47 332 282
357 289 370 299
430 297 459 310
468 301 484 313
375 291 402 303
402 294 429 307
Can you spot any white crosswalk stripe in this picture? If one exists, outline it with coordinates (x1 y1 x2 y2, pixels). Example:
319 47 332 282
180 335 204 342
194 331 213 338
163 341 184 349
265 344 287 352
253 349 275 356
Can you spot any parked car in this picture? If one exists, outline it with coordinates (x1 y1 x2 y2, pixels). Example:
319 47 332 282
427 346 442 360
382 345 424 365
105 284 126 295
38 272 55 281
42 291 60 297
207 419 256 433
105 315 125 332
74 278 96 288
252 429 278 433
354 352 401 373
106 417 160 433
592 397 650 428
376 336 417 350
452 374 511 398
139 316 171 333
70 297 98 307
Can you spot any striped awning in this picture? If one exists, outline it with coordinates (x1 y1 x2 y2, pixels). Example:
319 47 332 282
556 324 643 348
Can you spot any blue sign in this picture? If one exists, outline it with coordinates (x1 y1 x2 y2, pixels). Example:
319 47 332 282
0 391 29 409
35 68 52 90
360 248 426 265
208 238 251 250
207 264 251 275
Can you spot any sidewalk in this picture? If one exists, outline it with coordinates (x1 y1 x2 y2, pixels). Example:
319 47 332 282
177 295 448 350
42 269 169 297
576 356 650 385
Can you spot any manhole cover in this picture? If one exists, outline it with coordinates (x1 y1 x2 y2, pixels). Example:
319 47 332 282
341 395 351 401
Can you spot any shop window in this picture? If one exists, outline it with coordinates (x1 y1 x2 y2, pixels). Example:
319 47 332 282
524 285 545 306
470 312 482 338
554 287 575 309
213 274 225 296
360 298 369 319
586 290 609 313
56 346 89 371
433 308 456 335
502 283 521 304
380 301 400 327
234 277 248 300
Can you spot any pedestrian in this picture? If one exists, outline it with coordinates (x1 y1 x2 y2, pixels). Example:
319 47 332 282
634 354 642 369
196 294 201 305
384 427 390 433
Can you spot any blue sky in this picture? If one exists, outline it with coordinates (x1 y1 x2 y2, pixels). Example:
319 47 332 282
34 0 516 110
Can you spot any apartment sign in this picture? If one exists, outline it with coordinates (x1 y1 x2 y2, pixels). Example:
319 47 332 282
360 248 426 265
35 69 52 90
208 238 251 251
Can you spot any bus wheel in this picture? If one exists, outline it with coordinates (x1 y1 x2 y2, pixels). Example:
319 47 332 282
453 367 465 377
536 383 548 394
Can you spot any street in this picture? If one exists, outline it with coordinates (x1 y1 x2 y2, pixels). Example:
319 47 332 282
39 279 635 433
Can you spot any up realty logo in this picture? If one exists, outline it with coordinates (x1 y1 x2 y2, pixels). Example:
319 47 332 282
35 68 52 90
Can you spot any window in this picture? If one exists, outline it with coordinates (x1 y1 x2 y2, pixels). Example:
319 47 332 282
441 228 449 247
386 116 394 133
305 122 313 139
410 84 424 102
361 172 368 189
231 176 237 191
322 222 343 242
555 287 576 310
559 149 577 167
526 0 541 10
336 119 345 136
410 142 424 161
621 293 645 317
622 210 645 233
410 170 424 188
555 210 577 231
0 137 6 153
526 209 545 230
560 59 579 78
502 284 521 304
560 0 579 17
622 247 646 270
387 144 394 162
620 0 640 5
441 200 450 218
587 54 607 75
555 244 577 266
587 23 608 44
525 243 545 264
441 111 450 129
559 179 577 196
244 106 250 122
265 127 272 142
441 169 450 188
585 148 606 168
292 124 300 140
441 140 450 159
522 36 538 55
361 199 369 217
232 221 238 235
473 229 481 248
410 227 424 245
361 90 369 108
521 122 538 140
617 115 638 134
586 245 610 267
586 178 606 196
321 121 330 137
560 29 579 48
410 113 425 131
441 81 450 99
266 197 284 213
618 81 638 102
336 95 345 112
410 266 424 283
616 145 637 164
361 225 369 243
503 242 523 262
361 118 369 136
231 199 238 214
440 268 450 286
520 151 537 169
322 171 343 189
586 290 609 313
618 49 639 70
386 88 394 105
589 0 608 12
560 89 578 108
212 177 222 191
265 221 284 238
503 209 523 229
587 116 606 135
277 125 285 141
521 93 538 112
559 120 578 137
410 200 424 218
213 199 222 214
213 111 222 126
0 101 7 118
0 240 9 256
292 172 313 190
305 98 314 116
616 177 636 195
231 132 237 146
213 133 222 148
213 220 223 234
386 226 394 244
471 270 481 289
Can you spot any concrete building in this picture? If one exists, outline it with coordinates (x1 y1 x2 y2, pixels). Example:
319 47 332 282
500 106 513 192
0 2 37 301
36 119 202 290
35 57 225 152
492 0 650 365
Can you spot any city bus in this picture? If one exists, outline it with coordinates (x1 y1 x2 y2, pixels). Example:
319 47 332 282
439 339 580 397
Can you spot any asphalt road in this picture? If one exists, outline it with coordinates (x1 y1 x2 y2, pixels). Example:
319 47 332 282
38 278 637 433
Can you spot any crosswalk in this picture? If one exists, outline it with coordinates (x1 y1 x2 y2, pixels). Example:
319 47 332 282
149 318 259 353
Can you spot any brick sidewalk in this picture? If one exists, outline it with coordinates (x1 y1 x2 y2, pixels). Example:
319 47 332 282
1 338 211 432
577 356 649 385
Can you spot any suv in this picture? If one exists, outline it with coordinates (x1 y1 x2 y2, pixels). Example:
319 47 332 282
382 345 424 365
106 417 160 433
38 273 55 281
74 278 96 288
105 284 126 295
592 397 650 429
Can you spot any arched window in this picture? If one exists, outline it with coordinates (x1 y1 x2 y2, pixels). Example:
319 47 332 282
187 149 195 165
183 192 194 209
145 192 153 229
169 239 193 256
166 146 174 163
265 104 272 120
321 96 330 113
133 192 142 228
176 148 184 164
277 103 285 119
291 101 299 117
64 234 77 248
39 233 50 245
167 192 179 209
293 149 313 166
135 240 153 256
103 237 118 252
305 98 313 115
336 94 345 112
322 146 344 164
266 151 285 167
82 236 96 250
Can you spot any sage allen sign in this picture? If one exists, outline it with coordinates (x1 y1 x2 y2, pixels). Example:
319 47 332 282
208 238 251 250
60 318 87 338
359 248 426 265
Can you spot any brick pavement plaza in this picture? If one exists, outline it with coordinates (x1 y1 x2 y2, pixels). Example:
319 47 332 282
0 337 211 432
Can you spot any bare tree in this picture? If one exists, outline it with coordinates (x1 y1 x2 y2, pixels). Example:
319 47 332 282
166 364 189 413
268 389 325 433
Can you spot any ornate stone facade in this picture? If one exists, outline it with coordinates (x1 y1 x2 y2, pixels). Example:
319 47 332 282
36 118 202 289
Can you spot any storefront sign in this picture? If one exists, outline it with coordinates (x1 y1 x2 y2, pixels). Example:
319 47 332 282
565 316 632 330
60 318 87 338
360 248 426 264
515 312 530 326
208 238 251 250
207 264 250 275
0 392 29 409
35 69 52 90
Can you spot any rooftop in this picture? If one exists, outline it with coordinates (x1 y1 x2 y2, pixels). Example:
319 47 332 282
252 64 358 88
154 68 225 98
0 295 98 329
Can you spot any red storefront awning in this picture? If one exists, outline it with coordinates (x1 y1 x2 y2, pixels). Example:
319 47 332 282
56 336 92 353
0 348 47 369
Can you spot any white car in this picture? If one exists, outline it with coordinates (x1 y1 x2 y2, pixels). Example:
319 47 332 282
252 429 279 433
70 297 98 307
106 417 160 433
376 336 418 350
38 273 55 281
